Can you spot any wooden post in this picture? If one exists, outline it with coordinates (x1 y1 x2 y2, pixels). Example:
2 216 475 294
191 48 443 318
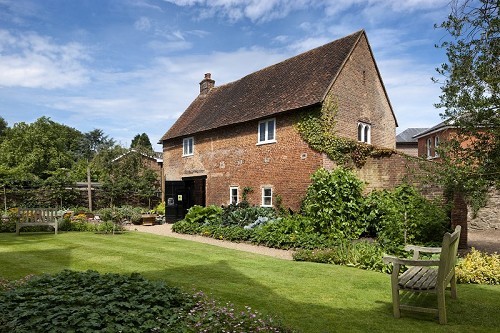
87 166 92 212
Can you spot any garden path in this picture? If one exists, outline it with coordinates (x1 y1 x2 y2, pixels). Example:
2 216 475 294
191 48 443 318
125 223 295 260
126 224 499 259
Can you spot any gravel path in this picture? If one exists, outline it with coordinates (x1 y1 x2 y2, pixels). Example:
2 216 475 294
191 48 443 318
125 223 294 260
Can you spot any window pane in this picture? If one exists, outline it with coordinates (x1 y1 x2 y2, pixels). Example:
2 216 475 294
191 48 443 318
264 188 272 197
364 126 369 143
358 124 363 141
188 138 193 154
259 122 266 142
267 120 275 140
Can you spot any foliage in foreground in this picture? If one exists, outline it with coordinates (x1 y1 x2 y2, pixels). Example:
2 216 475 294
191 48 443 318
456 248 500 285
0 270 293 333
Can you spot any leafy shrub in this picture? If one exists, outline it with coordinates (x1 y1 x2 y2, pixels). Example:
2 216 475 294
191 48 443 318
154 201 165 215
456 248 500 285
302 168 366 240
172 219 202 234
0 270 293 333
365 184 449 253
293 240 390 272
221 204 276 227
184 205 223 225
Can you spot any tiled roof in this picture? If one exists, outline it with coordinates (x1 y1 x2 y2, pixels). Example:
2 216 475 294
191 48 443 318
412 121 453 139
161 30 372 141
396 128 429 143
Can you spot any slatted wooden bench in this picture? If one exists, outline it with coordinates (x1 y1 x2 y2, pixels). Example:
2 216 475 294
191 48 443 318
16 208 59 235
383 225 461 324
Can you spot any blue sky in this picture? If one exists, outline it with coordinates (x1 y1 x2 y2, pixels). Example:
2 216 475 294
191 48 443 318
0 0 452 150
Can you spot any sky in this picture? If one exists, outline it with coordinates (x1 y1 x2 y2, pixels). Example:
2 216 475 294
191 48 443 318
0 0 454 151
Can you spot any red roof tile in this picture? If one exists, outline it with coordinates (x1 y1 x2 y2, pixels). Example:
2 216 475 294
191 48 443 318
162 30 365 141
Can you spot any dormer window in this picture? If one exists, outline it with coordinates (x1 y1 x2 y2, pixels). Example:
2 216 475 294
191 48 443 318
183 137 194 156
357 122 371 144
257 118 276 145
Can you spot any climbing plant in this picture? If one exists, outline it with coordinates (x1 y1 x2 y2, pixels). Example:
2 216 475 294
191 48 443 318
295 95 394 168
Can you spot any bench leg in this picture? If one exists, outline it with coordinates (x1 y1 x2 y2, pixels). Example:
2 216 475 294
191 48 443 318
390 267 401 318
450 273 457 299
437 288 447 324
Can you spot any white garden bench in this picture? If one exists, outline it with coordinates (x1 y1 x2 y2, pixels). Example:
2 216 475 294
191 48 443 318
383 225 461 324
16 208 59 235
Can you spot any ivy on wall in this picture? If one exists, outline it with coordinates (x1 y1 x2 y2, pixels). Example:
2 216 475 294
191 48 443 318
295 96 395 168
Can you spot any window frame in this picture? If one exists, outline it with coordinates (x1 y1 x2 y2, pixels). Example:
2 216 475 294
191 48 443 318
261 187 273 207
229 186 239 205
182 137 194 157
434 136 440 157
357 122 371 144
426 138 432 159
257 118 277 145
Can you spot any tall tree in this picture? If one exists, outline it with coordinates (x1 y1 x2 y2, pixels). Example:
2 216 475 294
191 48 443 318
0 117 85 179
0 117 7 139
433 0 499 208
130 133 153 154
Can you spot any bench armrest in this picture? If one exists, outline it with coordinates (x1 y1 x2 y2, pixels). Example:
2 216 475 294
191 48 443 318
383 255 440 267
404 245 442 254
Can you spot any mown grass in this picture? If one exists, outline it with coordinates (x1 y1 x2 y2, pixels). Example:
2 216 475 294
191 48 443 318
0 231 498 333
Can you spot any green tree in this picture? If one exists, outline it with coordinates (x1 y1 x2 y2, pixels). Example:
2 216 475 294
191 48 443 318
433 0 499 206
0 117 7 139
0 117 84 180
130 133 153 154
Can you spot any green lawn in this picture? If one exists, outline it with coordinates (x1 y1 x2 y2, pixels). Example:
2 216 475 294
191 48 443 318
0 231 498 333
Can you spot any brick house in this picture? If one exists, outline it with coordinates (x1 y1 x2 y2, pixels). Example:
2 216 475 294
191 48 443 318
160 30 397 221
396 128 428 157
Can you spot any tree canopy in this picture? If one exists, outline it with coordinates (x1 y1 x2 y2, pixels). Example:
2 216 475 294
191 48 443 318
130 133 153 153
434 0 499 207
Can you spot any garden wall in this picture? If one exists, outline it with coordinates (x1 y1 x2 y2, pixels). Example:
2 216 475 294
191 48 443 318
469 188 500 230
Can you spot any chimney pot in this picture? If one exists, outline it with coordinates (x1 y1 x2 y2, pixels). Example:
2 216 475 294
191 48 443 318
199 73 215 95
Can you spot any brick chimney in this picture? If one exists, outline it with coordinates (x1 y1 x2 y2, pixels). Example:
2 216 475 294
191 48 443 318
199 73 215 95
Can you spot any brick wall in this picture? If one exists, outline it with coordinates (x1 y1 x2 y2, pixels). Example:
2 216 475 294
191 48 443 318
163 113 323 211
331 33 396 149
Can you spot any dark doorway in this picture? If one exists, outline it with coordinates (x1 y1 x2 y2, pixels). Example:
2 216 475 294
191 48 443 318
165 176 206 222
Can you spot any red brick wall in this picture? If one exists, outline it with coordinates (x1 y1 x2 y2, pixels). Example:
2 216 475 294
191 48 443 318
330 34 396 149
163 113 323 211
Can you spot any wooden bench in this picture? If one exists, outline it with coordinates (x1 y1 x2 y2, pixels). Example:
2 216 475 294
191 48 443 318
16 208 59 235
383 225 461 324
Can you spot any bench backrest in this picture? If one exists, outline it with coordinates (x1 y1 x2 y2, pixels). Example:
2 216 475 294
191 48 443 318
438 225 461 286
18 208 59 223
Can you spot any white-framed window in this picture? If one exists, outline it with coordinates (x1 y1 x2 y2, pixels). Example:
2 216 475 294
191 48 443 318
434 136 440 157
229 186 239 205
426 138 432 158
261 187 273 207
257 118 276 145
183 137 194 156
357 122 371 144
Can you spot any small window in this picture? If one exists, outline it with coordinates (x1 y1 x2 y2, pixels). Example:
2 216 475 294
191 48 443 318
357 122 371 144
229 187 239 205
262 187 273 207
434 136 440 157
183 137 194 156
257 118 276 144
426 138 432 159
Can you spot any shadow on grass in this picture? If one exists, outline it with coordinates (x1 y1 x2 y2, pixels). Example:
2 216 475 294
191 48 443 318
0 233 72 279
141 260 500 333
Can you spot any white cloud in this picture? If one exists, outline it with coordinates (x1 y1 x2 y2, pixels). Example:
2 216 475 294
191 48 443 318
134 17 152 31
0 30 90 89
